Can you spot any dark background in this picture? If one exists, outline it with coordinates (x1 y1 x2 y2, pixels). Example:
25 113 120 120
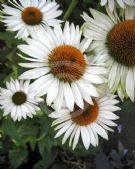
0 0 135 169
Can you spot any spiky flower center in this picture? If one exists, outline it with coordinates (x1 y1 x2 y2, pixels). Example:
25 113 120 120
107 20 135 67
48 45 86 83
22 7 42 25
12 91 27 105
71 100 99 126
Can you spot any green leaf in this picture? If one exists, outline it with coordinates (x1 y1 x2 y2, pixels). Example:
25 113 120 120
38 137 53 157
120 99 135 113
9 148 28 169
2 119 23 146
71 144 101 156
0 32 22 48
33 160 44 169
33 152 54 169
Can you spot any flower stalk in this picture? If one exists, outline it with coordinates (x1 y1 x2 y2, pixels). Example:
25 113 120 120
63 0 79 20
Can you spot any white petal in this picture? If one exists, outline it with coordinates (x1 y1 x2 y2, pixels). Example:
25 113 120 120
81 126 91 150
126 68 134 101
77 80 99 97
54 121 72 138
87 126 97 147
62 124 75 144
46 78 59 106
54 82 64 113
19 67 50 79
71 83 84 109
72 127 80 150
63 83 74 111
91 123 108 140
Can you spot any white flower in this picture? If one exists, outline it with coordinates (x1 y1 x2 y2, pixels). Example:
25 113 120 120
49 95 120 150
0 79 43 121
100 0 135 12
18 22 107 113
1 0 62 39
82 7 135 101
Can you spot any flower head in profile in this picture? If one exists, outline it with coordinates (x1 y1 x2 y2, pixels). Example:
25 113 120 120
1 0 62 39
49 94 120 150
0 79 43 121
82 7 135 101
100 0 135 12
18 22 107 113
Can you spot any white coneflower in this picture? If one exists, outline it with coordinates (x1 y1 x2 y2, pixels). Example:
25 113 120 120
0 79 43 121
1 0 62 39
49 95 120 150
100 0 135 12
18 22 107 113
82 7 135 101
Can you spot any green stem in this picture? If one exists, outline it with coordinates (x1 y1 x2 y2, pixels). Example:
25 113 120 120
63 0 79 21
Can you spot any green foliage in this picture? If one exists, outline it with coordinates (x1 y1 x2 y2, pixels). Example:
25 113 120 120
9 148 28 169
2 119 23 146
0 0 135 169
120 100 135 113
33 152 54 169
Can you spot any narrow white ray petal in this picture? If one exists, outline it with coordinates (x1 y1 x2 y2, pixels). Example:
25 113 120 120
90 8 114 29
81 126 91 150
77 80 99 97
64 22 70 44
99 105 121 112
83 73 104 84
89 126 99 146
72 127 80 150
52 115 71 126
19 67 50 79
69 125 78 147
98 117 117 127
54 120 72 131
70 23 76 45
63 83 74 111
126 68 134 102
54 121 72 138
116 0 125 8
99 111 119 120
125 6 135 20
99 99 119 107
80 38 92 53
54 82 64 113
91 123 108 140
62 124 75 145
87 125 97 147
100 0 107 6
46 78 59 106
86 66 107 75
19 62 47 68
108 0 115 12
71 83 84 109
97 120 114 132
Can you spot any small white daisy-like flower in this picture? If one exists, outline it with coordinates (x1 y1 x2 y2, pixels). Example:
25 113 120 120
18 22 107 113
100 0 135 12
1 0 62 39
0 79 43 121
49 95 120 150
82 7 135 101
